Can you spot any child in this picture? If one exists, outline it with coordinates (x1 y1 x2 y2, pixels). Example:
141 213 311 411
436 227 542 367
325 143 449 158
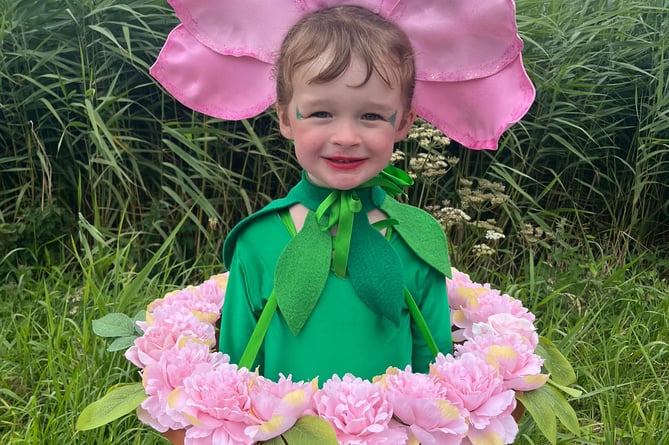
151 2 534 443
217 5 453 384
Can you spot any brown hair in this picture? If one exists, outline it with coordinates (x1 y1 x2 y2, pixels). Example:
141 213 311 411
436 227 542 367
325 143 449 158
274 6 416 111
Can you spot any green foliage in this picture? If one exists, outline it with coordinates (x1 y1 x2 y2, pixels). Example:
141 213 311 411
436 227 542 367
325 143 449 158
261 416 338 445
76 383 147 432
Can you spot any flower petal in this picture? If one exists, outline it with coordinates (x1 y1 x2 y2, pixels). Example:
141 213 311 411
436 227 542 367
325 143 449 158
414 55 535 149
169 0 301 62
389 0 524 81
150 25 276 120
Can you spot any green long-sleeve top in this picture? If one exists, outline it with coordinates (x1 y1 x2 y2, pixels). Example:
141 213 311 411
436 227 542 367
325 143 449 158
219 172 453 383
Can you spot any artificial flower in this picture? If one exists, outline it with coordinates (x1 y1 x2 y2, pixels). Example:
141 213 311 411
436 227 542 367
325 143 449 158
150 0 535 149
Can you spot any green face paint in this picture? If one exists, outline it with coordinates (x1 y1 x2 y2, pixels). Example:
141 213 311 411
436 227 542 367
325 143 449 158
295 106 304 120
388 111 398 127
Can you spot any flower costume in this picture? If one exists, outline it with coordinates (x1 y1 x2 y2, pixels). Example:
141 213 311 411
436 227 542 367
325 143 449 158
150 0 535 150
148 0 536 391
219 167 453 382
76 2 581 442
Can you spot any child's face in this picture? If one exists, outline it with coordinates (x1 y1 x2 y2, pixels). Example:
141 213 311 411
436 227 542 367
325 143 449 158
278 55 414 190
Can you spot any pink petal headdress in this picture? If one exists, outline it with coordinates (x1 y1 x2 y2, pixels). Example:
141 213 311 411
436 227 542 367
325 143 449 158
150 0 535 149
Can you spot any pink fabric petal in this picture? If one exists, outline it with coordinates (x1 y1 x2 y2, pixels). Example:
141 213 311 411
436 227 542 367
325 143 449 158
389 0 523 81
150 25 276 120
302 0 384 14
169 0 302 63
151 0 535 149
414 55 535 149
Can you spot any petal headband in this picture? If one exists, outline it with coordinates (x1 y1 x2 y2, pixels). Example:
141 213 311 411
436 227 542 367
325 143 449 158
150 0 535 150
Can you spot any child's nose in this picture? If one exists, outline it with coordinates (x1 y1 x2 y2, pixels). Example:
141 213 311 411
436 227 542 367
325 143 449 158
331 119 361 147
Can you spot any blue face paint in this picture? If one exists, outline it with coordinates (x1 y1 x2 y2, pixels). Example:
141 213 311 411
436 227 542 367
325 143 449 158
388 111 398 127
295 106 304 120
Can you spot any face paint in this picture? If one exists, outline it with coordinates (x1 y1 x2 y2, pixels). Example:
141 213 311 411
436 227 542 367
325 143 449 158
388 111 398 127
295 105 304 120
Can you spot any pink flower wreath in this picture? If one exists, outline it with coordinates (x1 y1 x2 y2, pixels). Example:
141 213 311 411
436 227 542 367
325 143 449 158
124 269 549 444
149 0 535 150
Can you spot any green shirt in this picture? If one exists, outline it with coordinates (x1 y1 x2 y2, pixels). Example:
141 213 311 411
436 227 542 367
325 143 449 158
219 180 452 382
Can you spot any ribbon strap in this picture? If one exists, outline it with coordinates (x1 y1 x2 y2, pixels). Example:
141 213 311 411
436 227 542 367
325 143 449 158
314 190 362 278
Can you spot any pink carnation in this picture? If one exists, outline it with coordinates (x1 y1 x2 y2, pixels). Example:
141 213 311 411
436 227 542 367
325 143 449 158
431 353 517 443
458 329 548 392
315 374 407 445
173 362 256 445
245 375 317 441
138 341 227 432
383 367 467 445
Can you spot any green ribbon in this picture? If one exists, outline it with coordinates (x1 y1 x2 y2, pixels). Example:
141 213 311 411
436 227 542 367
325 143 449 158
312 165 413 278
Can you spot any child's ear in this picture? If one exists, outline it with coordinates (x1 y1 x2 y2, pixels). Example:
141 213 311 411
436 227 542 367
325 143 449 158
394 108 417 142
276 105 294 140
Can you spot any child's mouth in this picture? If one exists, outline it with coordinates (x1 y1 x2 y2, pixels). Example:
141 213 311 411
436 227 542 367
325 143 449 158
325 157 365 170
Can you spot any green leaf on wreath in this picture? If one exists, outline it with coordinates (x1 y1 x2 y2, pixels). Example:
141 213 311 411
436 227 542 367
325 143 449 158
261 416 338 445
92 313 137 338
518 383 581 443
517 386 557 444
536 336 577 386
107 335 137 352
547 378 583 398
542 383 581 435
76 382 147 431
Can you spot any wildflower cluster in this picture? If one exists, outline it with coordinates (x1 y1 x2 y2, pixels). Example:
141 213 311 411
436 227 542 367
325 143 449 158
407 117 451 149
114 269 549 444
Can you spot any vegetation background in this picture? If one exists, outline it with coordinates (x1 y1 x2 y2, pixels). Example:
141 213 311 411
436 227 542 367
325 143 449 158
1 0 667 443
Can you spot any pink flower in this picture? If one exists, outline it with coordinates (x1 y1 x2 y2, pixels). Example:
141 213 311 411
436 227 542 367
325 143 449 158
458 329 548 392
450 288 534 343
125 324 180 368
472 313 539 348
138 341 227 432
383 367 467 445
431 353 517 443
446 269 493 307
126 308 216 368
150 0 535 150
172 362 256 445
147 274 227 324
314 374 407 444
244 374 317 441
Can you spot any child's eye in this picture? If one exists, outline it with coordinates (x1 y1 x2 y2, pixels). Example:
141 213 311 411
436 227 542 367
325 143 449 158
361 113 383 121
310 111 332 118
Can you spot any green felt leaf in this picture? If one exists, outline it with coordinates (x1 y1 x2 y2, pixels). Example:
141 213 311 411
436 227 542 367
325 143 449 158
92 313 136 338
517 386 557 444
76 382 146 431
107 335 137 352
348 213 404 326
274 213 331 335
380 198 451 277
536 337 577 386
263 416 338 445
